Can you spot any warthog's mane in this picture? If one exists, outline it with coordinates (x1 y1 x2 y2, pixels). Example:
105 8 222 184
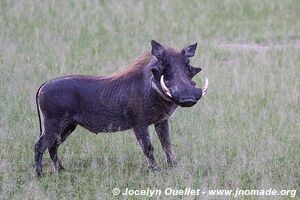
110 52 153 80
109 46 179 81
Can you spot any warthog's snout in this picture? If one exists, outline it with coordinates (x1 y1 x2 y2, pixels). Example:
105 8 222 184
160 75 209 107
178 98 198 107
172 87 201 107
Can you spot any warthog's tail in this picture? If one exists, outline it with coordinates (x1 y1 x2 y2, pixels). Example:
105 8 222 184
36 83 45 136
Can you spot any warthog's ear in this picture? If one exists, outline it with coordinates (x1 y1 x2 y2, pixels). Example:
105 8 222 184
183 43 198 58
151 40 164 59
190 66 202 78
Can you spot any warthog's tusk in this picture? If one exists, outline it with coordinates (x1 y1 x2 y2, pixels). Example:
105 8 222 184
201 77 209 96
160 75 172 98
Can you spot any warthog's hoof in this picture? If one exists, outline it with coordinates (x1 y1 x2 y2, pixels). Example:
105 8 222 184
167 160 177 168
35 169 44 178
148 164 161 172
56 165 65 172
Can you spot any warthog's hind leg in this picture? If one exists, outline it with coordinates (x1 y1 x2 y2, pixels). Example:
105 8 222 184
34 134 49 177
48 145 64 171
34 119 62 177
48 123 77 172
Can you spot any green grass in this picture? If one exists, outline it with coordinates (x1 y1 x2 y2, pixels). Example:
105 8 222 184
0 0 299 199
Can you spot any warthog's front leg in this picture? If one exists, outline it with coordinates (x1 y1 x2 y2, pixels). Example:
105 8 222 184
154 120 176 167
133 126 161 171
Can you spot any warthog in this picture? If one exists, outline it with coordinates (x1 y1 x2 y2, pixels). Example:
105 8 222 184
34 40 208 176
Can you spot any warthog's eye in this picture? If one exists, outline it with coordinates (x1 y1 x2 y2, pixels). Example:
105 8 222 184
161 60 171 73
161 60 170 68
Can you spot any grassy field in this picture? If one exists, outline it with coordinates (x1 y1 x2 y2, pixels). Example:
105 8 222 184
0 0 299 199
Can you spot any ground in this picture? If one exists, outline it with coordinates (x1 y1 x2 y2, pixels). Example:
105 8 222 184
0 0 299 199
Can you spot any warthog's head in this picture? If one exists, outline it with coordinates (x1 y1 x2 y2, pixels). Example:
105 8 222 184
150 40 208 107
